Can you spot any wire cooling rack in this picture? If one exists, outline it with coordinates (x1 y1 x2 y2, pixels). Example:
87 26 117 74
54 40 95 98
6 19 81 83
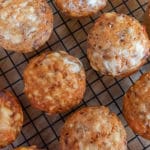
0 0 150 149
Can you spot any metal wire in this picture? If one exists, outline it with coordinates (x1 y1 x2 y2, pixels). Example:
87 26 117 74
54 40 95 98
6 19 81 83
0 0 150 149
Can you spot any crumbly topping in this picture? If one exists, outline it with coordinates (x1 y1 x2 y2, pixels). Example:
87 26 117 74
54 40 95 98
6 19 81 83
0 0 53 52
87 12 150 76
0 90 23 148
0 106 13 131
123 73 150 139
87 0 106 7
0 0 39 43
63 57 81 73
60 106 127 150
24 51 86 114
55 0 107 17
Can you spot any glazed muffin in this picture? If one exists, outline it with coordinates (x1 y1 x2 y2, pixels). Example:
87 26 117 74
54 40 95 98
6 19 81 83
0 90 23 148
0 0 53 53
60 106 127 150
24 51 86 115
15 146 39 150
55 0 107 17
87 12 150 77
123 73 150 140
144 2 150 38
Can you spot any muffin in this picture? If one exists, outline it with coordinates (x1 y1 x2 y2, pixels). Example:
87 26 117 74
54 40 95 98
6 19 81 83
15 146 39 150
123 72 150 140
24 51 86 115
0 90 23 148
55 0 107 17
87 12 150 77
0 0 53 53
144 2 150 38
60 106 127 150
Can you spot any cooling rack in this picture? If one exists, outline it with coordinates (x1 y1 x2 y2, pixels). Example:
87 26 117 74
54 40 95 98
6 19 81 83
0 0 150 149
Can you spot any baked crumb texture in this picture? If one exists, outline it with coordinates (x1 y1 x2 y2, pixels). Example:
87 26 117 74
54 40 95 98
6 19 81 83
15 146 39 150
55 0 107 17
0 90 23 148
87 12 150 77
123 72 150 140
24 51 86 115
60 106 127 150
0 0 53 53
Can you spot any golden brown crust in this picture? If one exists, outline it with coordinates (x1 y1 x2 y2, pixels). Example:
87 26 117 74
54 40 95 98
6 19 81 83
55 0 107 17
15 146 39 150
144 3 150 39
24 51 86 115
0 90 23 148
123 73 150 140
0 0 53 53
60 106 127 150
87 12 150 77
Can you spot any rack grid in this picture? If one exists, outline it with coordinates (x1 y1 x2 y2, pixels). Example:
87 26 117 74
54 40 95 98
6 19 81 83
0 0 150 149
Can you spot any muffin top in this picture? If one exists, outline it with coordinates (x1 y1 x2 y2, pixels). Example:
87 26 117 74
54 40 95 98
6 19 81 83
0 90 23 148
60 106 127 150
24 51 86 115
87 12 150 77
123 72 150 140
0 0 53 53
55 0 107 17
